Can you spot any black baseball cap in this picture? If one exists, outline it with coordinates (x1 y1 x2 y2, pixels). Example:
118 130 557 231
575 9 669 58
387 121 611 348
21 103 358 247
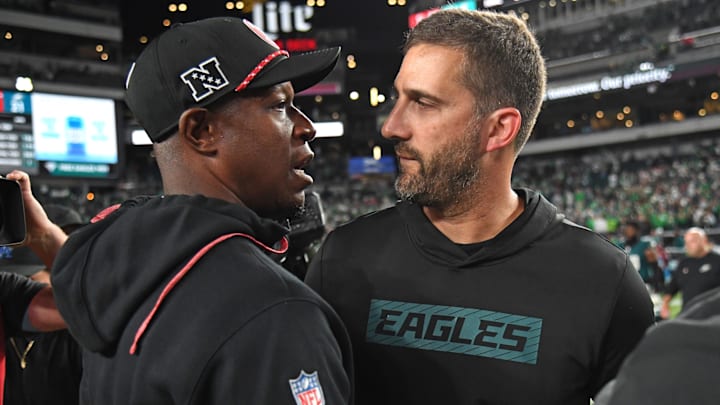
45 204 84 234
125 17 341 143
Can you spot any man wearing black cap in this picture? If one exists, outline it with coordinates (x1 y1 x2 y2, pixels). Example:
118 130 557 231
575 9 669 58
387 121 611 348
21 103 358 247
10 16 352 405
43 205 84 237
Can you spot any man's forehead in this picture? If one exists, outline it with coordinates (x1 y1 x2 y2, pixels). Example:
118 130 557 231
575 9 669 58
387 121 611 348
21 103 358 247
247 81 293 97
224 82 293 104
403 43 465 68
395 45 466 92
685 232 703 240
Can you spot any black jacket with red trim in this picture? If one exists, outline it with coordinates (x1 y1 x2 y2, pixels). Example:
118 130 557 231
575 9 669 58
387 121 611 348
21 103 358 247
51 194 353 404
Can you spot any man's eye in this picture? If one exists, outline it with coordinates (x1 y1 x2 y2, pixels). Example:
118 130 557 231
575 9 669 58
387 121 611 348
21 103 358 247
413 98 430 107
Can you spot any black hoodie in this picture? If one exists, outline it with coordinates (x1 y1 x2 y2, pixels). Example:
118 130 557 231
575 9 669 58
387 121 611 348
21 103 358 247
51 194 353 404
594 285 720 404
306 188 654 405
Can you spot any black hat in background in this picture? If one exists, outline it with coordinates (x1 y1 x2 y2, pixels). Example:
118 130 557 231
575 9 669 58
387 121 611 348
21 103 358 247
0 246 45 277
0 204 84 276
44 204 84 234
125 17 341 143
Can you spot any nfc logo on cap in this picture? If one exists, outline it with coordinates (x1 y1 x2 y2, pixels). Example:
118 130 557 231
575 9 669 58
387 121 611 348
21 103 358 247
180 57 230 102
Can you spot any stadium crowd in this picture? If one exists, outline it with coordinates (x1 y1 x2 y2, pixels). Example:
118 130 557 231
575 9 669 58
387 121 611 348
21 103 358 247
536 0 720 62
513 136 720 238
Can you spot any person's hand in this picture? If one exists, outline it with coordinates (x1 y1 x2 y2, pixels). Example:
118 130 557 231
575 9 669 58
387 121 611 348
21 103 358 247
659 303 670 320
5 170 53 244
4 170 67 268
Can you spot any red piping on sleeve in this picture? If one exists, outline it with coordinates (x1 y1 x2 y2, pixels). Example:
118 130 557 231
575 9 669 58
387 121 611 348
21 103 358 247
90 204 122 223
129 232 289 355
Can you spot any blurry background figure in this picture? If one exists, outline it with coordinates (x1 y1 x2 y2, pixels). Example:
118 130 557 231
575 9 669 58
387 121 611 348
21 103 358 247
617 219 669 320
618 220 666 292
661 227 720 319
43 205 85 237
281 191 327 280
0 204 84 405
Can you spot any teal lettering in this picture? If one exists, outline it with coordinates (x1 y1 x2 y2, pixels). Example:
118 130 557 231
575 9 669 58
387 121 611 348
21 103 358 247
366 299 542 365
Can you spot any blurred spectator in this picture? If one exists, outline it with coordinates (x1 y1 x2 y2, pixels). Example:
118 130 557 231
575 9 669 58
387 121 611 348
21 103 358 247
660 227 720 319
0 267 66 405
43 204 85 236
0 204 84 405
617 220 665 293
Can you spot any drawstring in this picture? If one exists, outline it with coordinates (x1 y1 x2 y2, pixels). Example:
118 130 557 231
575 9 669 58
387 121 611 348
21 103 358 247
129 232 288 354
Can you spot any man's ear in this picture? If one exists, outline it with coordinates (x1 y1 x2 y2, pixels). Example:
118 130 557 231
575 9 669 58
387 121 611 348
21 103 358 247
177 107 218 154
485 107 522 153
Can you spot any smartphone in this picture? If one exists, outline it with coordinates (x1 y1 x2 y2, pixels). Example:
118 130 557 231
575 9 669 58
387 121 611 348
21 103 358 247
0 178 26 246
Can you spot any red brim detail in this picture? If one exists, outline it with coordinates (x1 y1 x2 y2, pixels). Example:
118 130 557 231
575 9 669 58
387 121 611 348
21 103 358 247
235 50 290 92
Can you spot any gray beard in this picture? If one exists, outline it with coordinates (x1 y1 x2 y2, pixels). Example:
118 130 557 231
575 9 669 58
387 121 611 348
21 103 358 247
394 128 481 210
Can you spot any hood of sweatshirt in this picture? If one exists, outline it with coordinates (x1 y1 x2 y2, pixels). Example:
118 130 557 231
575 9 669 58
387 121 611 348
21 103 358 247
51 194 289 355
397 188 564 268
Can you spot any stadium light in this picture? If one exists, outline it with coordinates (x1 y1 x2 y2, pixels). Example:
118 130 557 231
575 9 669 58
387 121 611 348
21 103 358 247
15 76 33 92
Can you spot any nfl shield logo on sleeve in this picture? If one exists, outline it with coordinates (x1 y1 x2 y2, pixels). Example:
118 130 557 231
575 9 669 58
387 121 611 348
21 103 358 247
289 370 324 405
